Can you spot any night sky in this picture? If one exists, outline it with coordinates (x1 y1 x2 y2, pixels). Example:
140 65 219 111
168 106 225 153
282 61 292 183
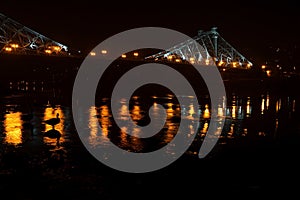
2 0 299 66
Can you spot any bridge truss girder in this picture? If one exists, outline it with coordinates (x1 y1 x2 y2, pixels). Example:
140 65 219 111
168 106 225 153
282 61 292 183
0 13 68 56
145 27 253 69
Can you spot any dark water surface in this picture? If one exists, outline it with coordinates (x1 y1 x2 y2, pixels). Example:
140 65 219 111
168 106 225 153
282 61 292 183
1 61 300 199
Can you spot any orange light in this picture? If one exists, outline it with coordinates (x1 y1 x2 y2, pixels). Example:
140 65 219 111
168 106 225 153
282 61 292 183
261 65 266 69
133 52 139 57
90 52 96 56
101 50 107 54
52 46 61 51
10 44 19 48
189 57 195 64
218 60 224 66
121 54 126 58
5 47 12 52
45 49 52 54
232 62 237 68
205 59 210 65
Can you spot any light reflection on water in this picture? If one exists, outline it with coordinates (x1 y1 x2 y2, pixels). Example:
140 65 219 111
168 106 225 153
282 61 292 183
0 101 72 162
88 105 110 147
82 92 299 156
0 89 299 159
4 112 23 145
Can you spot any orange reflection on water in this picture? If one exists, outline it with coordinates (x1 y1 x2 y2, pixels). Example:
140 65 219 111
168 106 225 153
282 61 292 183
43 107 64 145
201 121 209 137
89 106 99 147
227 123 234 138
187 104 195 119
4 112 23 145
276 99 281 113
261 98 265 114
163 121 177 143
203 104 210 119
152 102 160 117
120 127 128 143
88 106 111 147
246 97 251 117
119 104 129 120
266 94 270 109
166 102 174 117
131 105 142 121
232 105 236 119
99 105 111 136
218 105 224 117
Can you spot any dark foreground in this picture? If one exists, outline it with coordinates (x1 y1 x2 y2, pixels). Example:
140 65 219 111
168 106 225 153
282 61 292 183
1 126 299 199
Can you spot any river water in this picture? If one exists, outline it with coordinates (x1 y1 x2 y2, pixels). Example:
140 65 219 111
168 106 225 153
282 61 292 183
0 67 300 199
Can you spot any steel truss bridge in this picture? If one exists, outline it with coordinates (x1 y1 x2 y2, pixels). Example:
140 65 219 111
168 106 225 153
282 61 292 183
1 12 252 69
145 27 253 69
0 12 69 56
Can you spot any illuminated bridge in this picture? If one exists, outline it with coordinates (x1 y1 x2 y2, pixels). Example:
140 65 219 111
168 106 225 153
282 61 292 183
0 12 70 56
145 27 253 69
1 12 252 70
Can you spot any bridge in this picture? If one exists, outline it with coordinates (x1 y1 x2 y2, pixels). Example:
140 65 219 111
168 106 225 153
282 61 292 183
1 12 252 69
145 27 253 69
0 12 70 57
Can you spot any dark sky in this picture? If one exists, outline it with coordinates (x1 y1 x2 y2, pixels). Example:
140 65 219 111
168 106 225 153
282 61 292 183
1 0 299 65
